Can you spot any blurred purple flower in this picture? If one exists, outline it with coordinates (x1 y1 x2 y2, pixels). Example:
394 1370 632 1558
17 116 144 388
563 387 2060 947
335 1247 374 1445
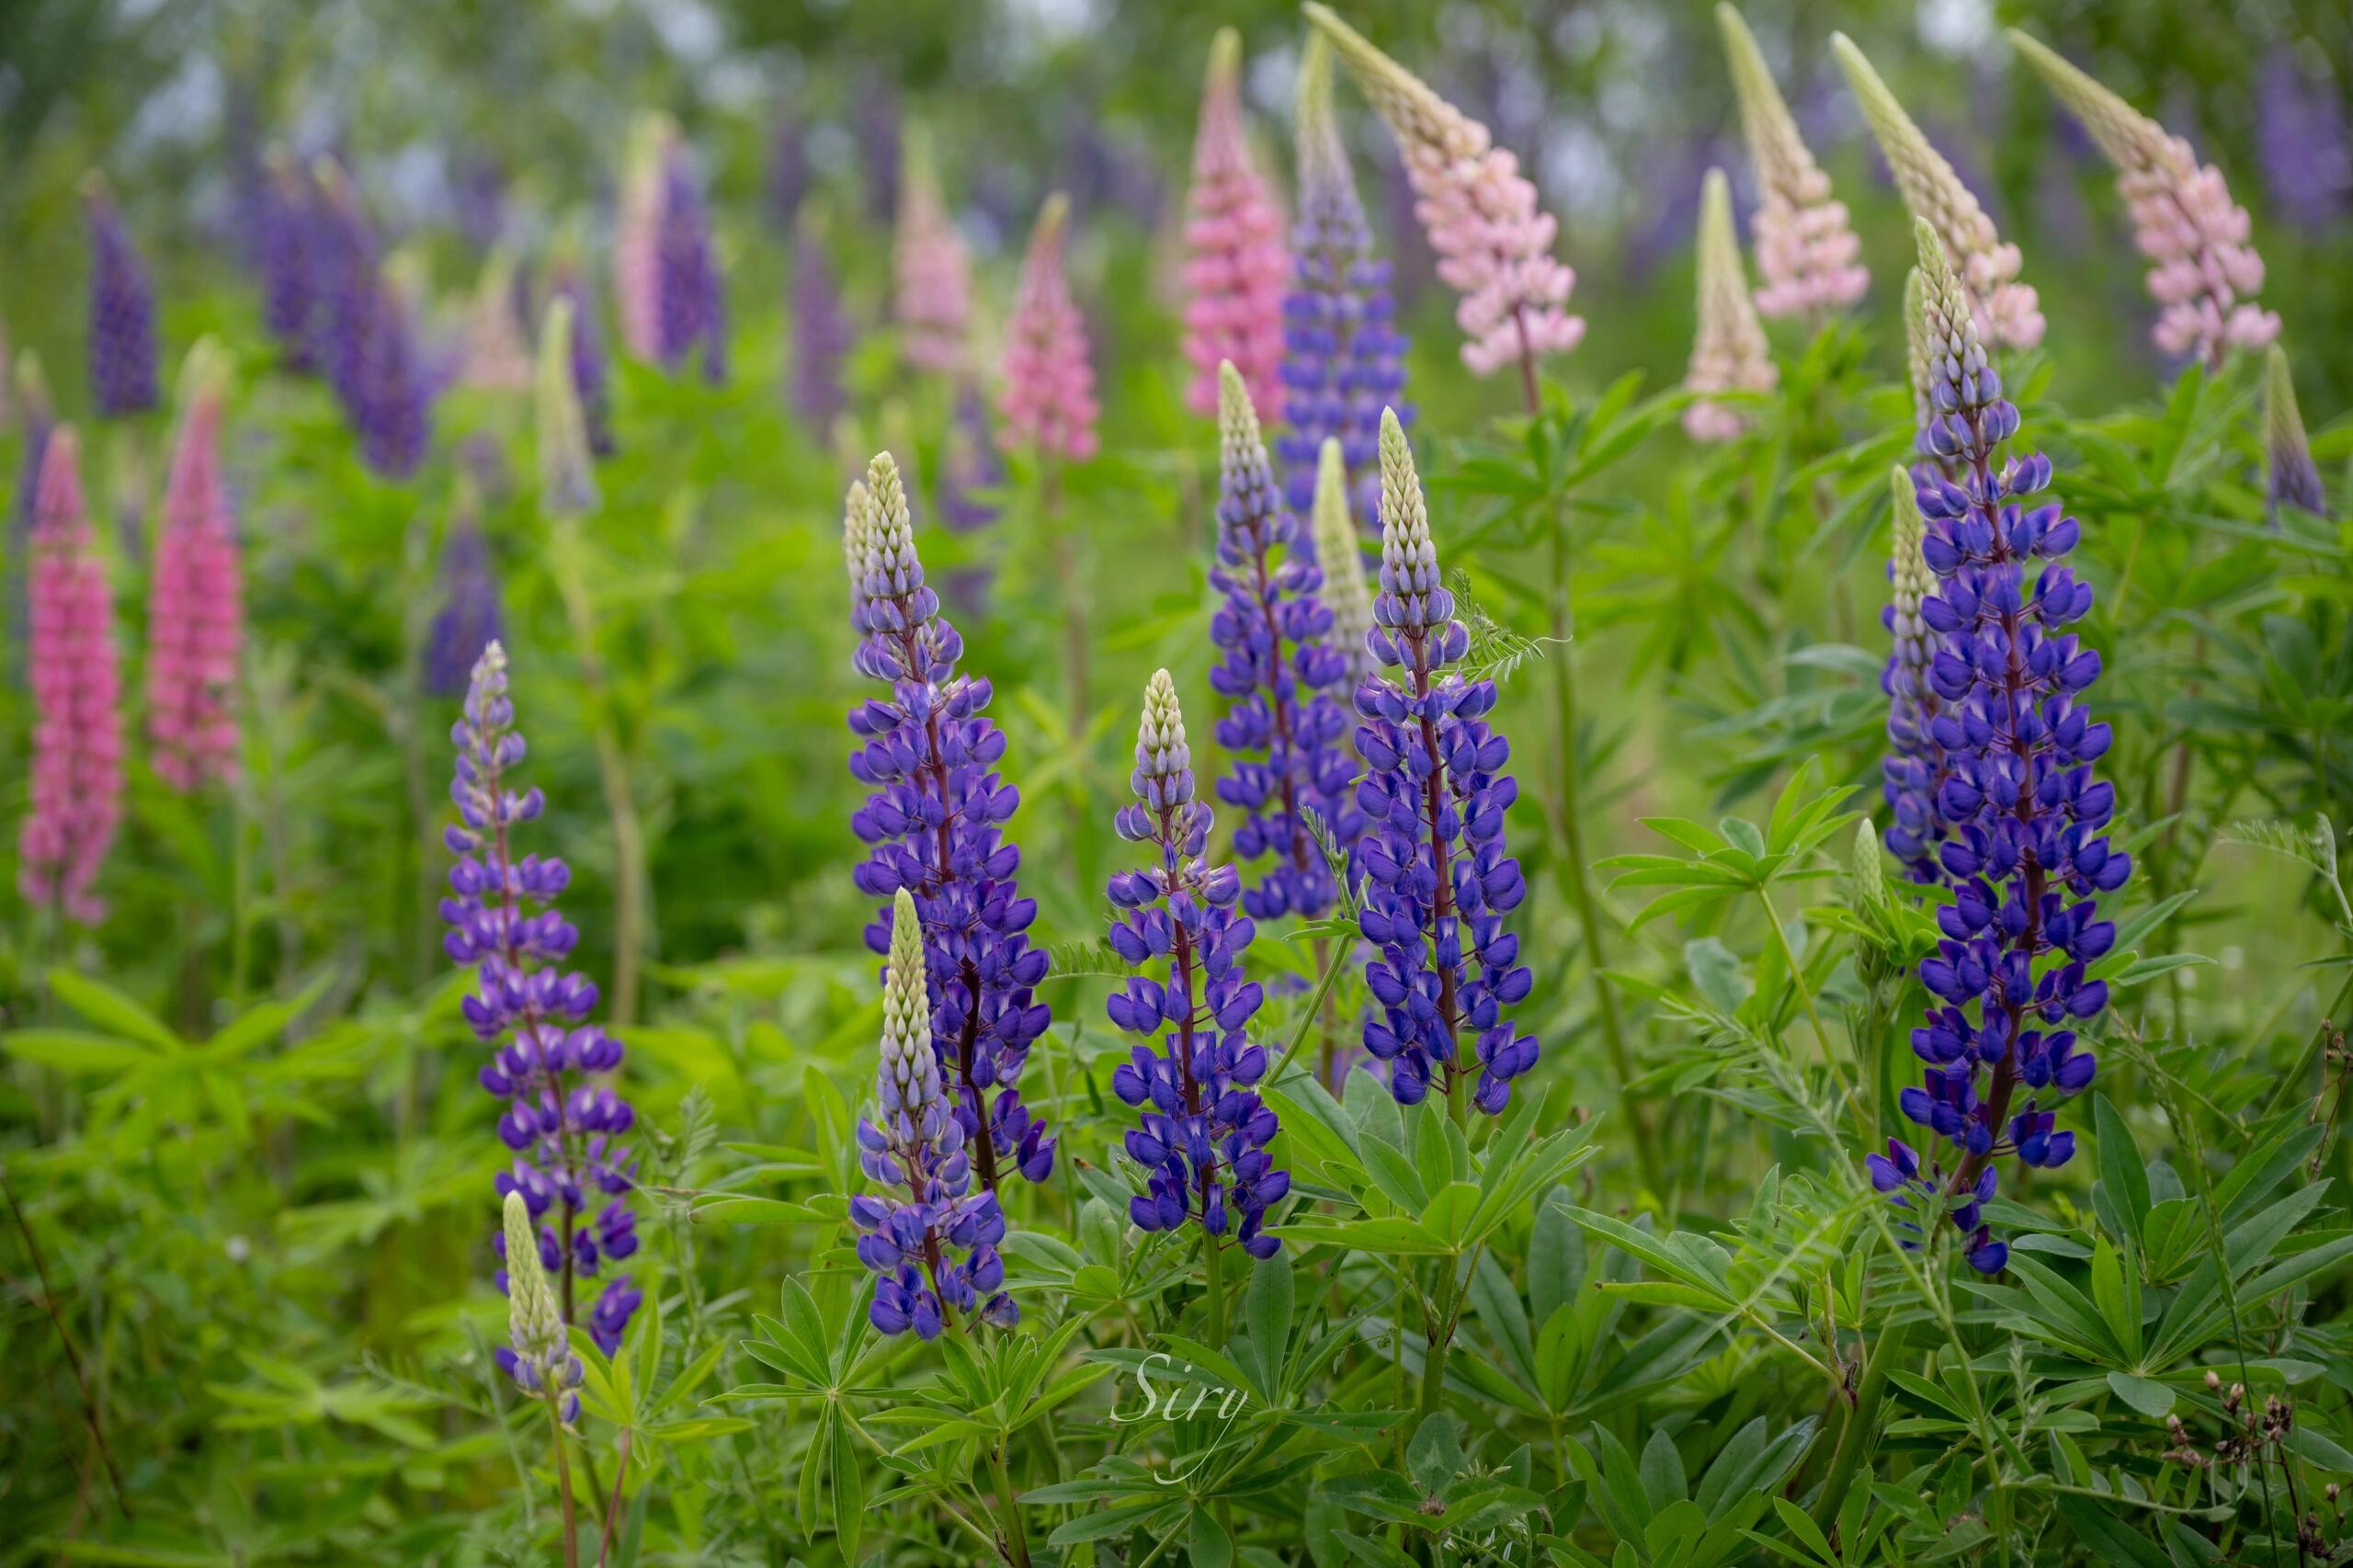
84 179 160 418
2257 47 2350 230
791 223 853 432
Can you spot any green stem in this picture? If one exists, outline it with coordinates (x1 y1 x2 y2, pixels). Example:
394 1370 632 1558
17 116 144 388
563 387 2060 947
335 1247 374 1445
545 1388 580 1568
1418 1256 1460 1419
1811 1316 1910 1534
1203 1233 1227 1349
987 1438 1033 1568
1757 890 1865 1140
551 518 650 1025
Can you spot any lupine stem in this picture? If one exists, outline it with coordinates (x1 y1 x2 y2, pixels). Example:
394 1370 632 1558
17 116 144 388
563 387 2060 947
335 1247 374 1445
2 1166 131 1520
1810 1315 1910 1533
1203 1230 1228 1347
551 519 650 1024
545 1385 580 1568
987 1439 1033 1568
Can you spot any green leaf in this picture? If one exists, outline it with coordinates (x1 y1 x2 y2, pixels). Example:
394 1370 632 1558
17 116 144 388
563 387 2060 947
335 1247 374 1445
2106 1372 2174 1417
1244 1249 1293 1399
1 1028 163 1072
1188 1505 1233 1568
46 968 181 1051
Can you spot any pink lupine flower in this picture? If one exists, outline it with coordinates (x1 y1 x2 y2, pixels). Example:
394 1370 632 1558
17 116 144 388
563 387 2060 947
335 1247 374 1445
146 344 244 794
1304 4 1582 391
1180 28 1289 419
460 250 534 392
17 429 124 925
1718 5 1869 318
894 125 972 375
1683 170 1779 443
1834 34 2044 352
998 193 1098 462
2011 31 2279 366
614 117 668 364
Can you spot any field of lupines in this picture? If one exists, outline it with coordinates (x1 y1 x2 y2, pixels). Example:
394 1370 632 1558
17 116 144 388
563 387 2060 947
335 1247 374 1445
4 2 2353 1563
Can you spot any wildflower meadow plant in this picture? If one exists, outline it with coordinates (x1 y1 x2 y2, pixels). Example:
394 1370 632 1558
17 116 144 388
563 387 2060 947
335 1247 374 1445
848 887 1016 1338
1354 410 1537 1113
2010 31 2280 367
1306 4 1582 394
843 453 1055 1193
460 250 533 392
998 193 1098 462
1208 362 1356 921
84 177 160 418
536 298 598 517
1835 34 2045 351
349 262 435 482
145 343 244 794
893 125 972 375
1279 30 1411 533
545 254 613 459
1717 5 1870 319
1870 222 2124 1273
1181 29 1289 421
2265 345 2328 518
444 642 642 1354
17 430 123 926
1309 437 1377 694
1108 669 1289 1273
1881 465 1948 884
1681 168 1779 443
425 495 503 699
790 222 854 433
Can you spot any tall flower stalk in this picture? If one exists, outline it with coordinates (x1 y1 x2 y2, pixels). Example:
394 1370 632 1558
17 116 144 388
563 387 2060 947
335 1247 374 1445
1834 35 2044 352
1870 222 2123 1273
617 117 725 381
546 253 614 460
17 430 123 926
1208 362 1356 921
1880 466 1949 885
2010 31 2279 367
894 125 973 376
1279 30 1411 536
791 220 854 434
1355 411 1537 1117
1310 437 1377 695
460 250 534 392
843 452 1055 1195
1181 28 1289 421
1682 169 1779 443
146 341 244 794
1304 4 1582 397
1717 5 1870 320
1108 670 1288 1341
849 886 1017 1338
447 643 642 1353
537 301 649 1025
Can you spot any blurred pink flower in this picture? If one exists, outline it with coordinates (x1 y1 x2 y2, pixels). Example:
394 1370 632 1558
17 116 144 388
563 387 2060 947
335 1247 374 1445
895 126 972 374
1306 4 1582 386
146 350 244 794
18 429 123 925
1181 29 1289 419
998 194 1098 462
615 118 668 363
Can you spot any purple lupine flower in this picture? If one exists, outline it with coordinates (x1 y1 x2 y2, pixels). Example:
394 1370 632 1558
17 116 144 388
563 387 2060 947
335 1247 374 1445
1881 466 1949 884
656 139 727 384
2266 345 2329 519
791 222 853 431
258 153 319 373
547 259 614 459
1208 362 1358 922
842 454 1055 1195
1354 409 1537 1113
308 161 384 414
84 178 160 418
767 110 810 232
1879 222 2123 1275
849 887 1017 1339
1279 33 1411 540
426 499 504 698
2256 48 2350 232
349 267 434 482
858 74 902 225
445 643 642 1356
936 381 1005 618
1108 669 1289 1259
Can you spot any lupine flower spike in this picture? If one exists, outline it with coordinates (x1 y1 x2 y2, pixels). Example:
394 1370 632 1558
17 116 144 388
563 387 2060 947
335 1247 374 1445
791 220 855 432
546 252 613 459
352 260 434 482
2010 31 2279 366
998 194 1099 461
537 298 598 518
446 643 642 1354
1880 466 1948 884
894 125 973 375
1208 361 1357 920
258 153 319 373
17 431 124 926
1310 438 1377 692
1833 35 2044 351
617 117 726 380
2265 346 2328 519
842 454 1055 1192
84 176 161 417
147 342 244 793
1682 169 1779 443
1182 29 1290 421
500 1188 584 1422
1304 4 1582 390
849 888 1017 1338
615 119 666 365
1716 6 1869 319
1869 222 2123 1275
1279 30 1411 532
1355 410 1538 1112
425 485 504 699
1108 670 1289 1259
461 250 534 392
